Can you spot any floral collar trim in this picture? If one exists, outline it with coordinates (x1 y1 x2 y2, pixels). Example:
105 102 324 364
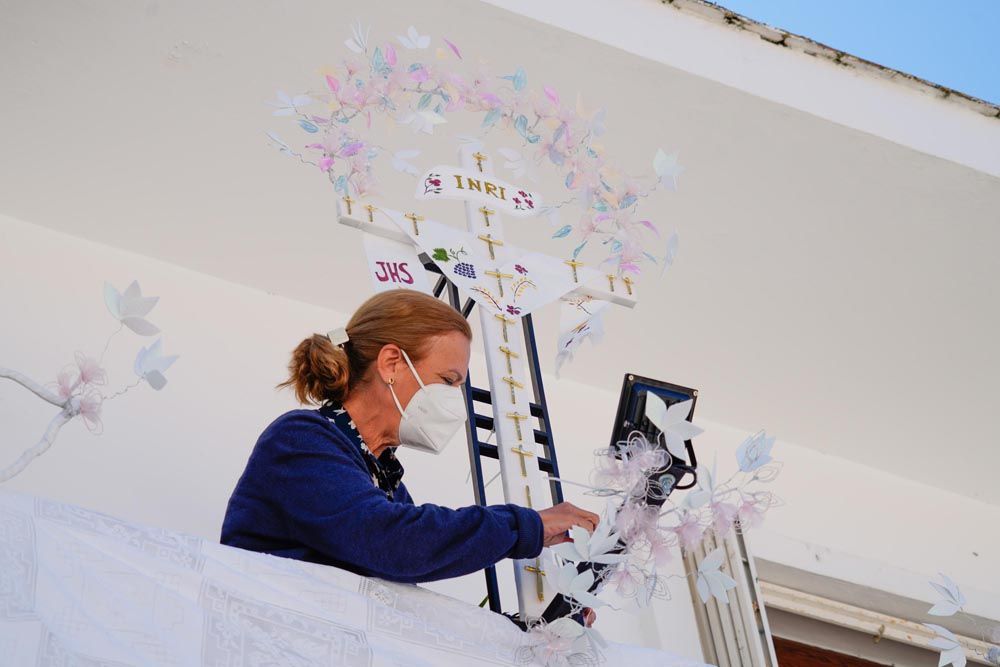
319 402 404 499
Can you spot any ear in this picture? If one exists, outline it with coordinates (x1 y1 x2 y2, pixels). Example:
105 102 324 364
375 343 403 383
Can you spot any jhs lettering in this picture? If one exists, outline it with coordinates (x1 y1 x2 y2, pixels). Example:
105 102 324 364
373 261 414 285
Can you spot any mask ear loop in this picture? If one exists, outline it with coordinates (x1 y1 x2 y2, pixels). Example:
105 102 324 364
387 377 407 416
399 348 426 389
388 348 424 418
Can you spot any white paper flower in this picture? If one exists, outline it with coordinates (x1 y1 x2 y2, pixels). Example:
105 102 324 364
267 91 313 116
397 25 430 50
695 547 737 604
653 148 683 191
928 573 966 617
736 430 775 472
345 20 370 54
524 618 599 667
397 110 446 135
685 459 718 510
133 339 179 391
390 149 421 176
551 507 624 566
925 624 967 667
553 562 606 609
497 147 538 182
644 394 703 459
103 280 160 336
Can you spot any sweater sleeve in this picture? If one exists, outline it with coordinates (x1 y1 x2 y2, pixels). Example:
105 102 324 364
266 412 543 583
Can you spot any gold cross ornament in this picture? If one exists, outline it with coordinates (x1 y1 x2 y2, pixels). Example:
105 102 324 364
506 411 529 441
498 345 519 373
478 234 504 260
364 204 377 223
494 314 515 342
502 375 524 402
510 445 535 476
342 195 355 216
479 206 495 227
622 275 634 296
473 151 487 172
405 212 425 236
564 258 584 284
524 561 546 602
485 269 514 297
606 274 616 292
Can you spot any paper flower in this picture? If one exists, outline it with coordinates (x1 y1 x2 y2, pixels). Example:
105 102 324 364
397 110 446 135
104 280 160 336
390 149 420 176
497 147 538 182
268 91 313 116
653 148 683 191
54 369 77 401
644 394 704 459
553 562 606 609
928 573 967 617
77 392 104 434
685 461 718 509
344 20 370 54
74 352 107 387
523 617 603 667
133 339 179 391
695 547 737 604
673 512 704 551
925 624 967 667
551 509 624 566
397 25 430 50
710 500 738 535
736 430 775 472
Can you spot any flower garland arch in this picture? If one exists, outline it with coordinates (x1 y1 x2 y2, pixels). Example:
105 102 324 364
267 21 683 276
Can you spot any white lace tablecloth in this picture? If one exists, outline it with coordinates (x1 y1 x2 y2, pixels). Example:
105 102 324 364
0 490 710 666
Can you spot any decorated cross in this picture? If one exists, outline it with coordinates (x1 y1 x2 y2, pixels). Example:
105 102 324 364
338 143 637 620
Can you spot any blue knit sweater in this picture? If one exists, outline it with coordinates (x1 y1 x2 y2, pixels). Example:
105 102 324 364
220 405 544 584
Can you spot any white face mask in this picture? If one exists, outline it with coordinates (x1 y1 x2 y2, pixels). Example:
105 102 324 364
387 348 468 455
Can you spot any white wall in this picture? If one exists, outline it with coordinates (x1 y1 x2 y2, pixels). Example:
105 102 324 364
3 212 997 657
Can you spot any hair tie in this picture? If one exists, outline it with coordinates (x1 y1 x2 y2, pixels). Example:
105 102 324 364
326 327 350 347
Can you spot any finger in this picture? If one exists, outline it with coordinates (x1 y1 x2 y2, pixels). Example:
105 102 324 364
574 513 599 533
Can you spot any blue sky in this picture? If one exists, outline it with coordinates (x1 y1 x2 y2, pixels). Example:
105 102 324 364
717 0 999 103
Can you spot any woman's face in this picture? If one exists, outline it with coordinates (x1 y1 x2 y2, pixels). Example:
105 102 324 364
383 330 471 418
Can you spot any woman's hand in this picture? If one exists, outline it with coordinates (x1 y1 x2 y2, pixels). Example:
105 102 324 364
537 502 601 547
582 607 597 628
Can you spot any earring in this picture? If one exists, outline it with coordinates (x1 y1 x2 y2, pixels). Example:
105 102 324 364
386 378 395 386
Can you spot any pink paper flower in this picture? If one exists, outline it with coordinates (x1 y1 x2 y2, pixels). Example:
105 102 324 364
55 369 78 401
737 492 773 529
711 501 739 536
648 533 674 567
77 392 104 434
74 352 107 386
673 513 704 551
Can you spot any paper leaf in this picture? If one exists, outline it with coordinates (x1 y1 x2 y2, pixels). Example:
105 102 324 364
121 316 160 337
736 431 775 472
644 393 668 433
145 370 168 391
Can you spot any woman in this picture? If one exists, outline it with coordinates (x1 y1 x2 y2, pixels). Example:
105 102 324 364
221 290 599 603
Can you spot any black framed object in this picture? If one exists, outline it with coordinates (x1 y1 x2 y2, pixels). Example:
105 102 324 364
609 373 700 498
540 373 701 624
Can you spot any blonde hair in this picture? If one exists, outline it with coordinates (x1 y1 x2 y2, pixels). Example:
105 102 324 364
276 290 472 406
